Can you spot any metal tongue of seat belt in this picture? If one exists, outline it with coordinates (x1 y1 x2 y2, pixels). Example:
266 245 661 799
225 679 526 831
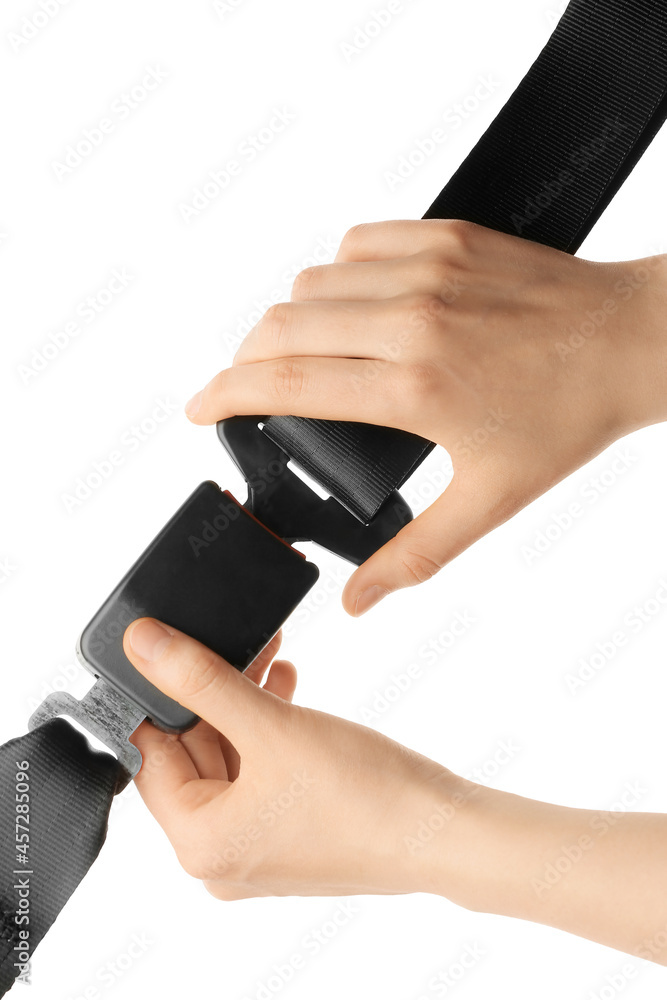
2 0 667 992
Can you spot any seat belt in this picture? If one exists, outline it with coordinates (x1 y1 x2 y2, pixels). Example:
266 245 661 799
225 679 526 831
0 723 122 994
2 0 667 992
262 0 667 523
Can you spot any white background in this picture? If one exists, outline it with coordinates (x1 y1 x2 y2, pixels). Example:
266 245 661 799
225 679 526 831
1 0 667 997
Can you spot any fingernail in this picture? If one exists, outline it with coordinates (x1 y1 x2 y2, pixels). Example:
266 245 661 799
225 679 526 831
185 390 203 418
128 619 174 662
354 585 389 616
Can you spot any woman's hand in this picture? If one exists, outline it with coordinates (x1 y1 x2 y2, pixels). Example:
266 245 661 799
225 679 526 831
184 220 667 615
123 617 471 901
123 617 667 962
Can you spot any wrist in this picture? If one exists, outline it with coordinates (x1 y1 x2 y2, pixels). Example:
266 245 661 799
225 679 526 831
608 254 667 433
404 773 556 918
400 769 502 905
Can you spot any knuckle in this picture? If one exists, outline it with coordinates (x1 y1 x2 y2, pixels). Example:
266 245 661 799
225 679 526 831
405 292 447 331
342 222 368 243
404 360 441 401
420 254 452 287
442 218 476 250
291 265 318 299
339 222 373 256
176 647 228 704
400 548 443 586
210 367 231 397
269 358 306 406
261 302 291 352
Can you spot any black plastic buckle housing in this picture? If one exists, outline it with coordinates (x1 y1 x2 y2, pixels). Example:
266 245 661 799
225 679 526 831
217 416 413 565
74 417 412 738
77 482 319 734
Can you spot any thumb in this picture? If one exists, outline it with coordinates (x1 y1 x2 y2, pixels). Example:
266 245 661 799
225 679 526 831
342 466 520 615
123 618 283 751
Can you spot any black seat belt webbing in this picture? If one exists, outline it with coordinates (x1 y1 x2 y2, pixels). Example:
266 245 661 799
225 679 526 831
263 0 667 523
0 721 122 995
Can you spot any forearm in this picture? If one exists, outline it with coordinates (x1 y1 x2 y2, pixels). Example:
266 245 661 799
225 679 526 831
410 773 667 963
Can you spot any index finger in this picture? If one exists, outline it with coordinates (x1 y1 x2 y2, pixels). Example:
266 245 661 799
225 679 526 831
335 218 474 261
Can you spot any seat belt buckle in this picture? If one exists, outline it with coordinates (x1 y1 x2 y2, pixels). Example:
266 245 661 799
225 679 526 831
29 481 319 787
28 416 412 787
74 481 319 731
